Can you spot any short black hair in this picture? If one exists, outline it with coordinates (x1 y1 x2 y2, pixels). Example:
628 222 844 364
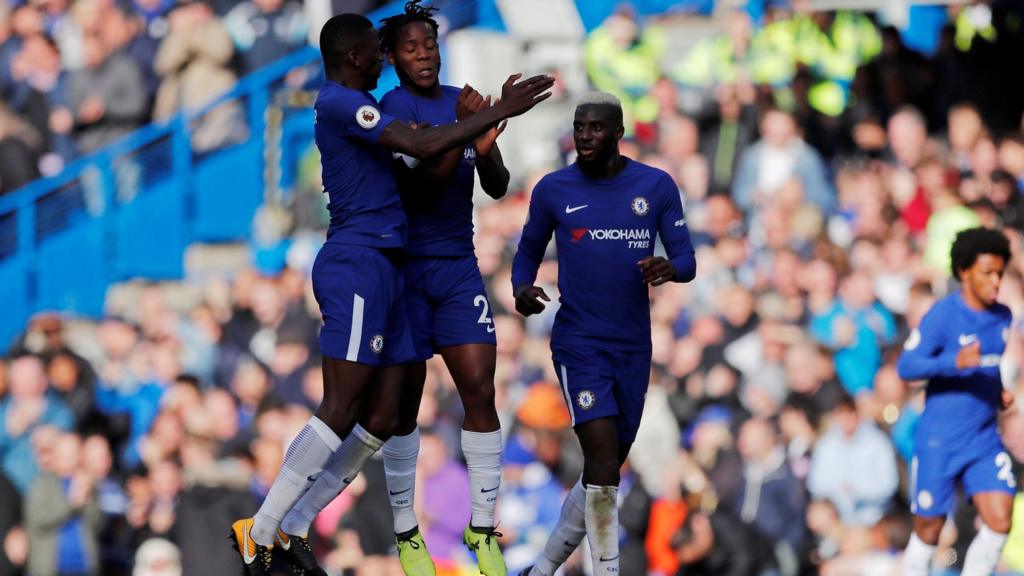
320 13 374 70
378 0 439 54
950 226 1011 280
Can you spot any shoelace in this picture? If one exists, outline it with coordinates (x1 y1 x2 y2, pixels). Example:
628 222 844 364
466 529 503 551
402 537 422 550
260 547 273 567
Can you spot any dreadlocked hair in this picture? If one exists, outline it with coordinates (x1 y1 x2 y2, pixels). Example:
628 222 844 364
378 0 439 54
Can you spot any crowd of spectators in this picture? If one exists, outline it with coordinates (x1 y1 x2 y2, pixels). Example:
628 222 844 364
0 0 314 194
3 1 1024 576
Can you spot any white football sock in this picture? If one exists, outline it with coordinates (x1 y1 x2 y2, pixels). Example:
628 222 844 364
902 532 937 576
961 523 1008 576
462 428 503 529
585 484 620 576
532 480 587 576
279 424 383 537
251 417 341 546
382 427 420 535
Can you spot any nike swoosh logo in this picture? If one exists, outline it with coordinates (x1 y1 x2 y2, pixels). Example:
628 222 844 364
563 540 575 548
599 554 619 562
480 486 499 493
565 204 588 214
487 325 495 333
342 477 353 484
389 488 411 496
307 475 318 482
959 334 978 346
242 525 256 564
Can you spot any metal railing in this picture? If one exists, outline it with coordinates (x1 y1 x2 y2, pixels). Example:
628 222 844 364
1 46 322 347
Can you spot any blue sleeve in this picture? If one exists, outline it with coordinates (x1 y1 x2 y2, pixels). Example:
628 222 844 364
511 181 556 289
655 175 696 282
320 89 397 145
896 304 959 380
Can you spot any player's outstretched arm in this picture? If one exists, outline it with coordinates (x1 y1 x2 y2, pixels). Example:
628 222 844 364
379 73 554 160
472 95 511 199
895 307 965 381
390 85 487 183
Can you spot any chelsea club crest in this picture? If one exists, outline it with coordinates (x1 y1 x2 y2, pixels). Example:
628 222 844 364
631 197 649 216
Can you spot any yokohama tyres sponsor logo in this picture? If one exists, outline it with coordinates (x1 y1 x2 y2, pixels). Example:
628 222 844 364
587 228 650 240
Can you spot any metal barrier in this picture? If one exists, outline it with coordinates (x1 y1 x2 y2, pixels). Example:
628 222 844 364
0 46 322 347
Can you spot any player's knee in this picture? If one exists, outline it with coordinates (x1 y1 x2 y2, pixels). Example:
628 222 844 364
362 411 399 441
981 510 1013 534
582 458 620 487
915 517 944 544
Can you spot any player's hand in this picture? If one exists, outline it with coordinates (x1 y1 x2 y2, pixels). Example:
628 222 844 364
514 284 550 316
638 256 676 286
456 84 485 121
474 96 506 157
956 341 982 370
497 73 554 118
1002 389 1016 411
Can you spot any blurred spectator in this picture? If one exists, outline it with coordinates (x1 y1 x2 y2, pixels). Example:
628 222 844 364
65 32 146 153
673 501 773 576
152 0 241 152
732 107 835 214
495 438 564 575
416 428 471 563
699 84 757 193
584 7 664 131
0 102 40 193
25 432 103 576
224 0 308 75
99 5 159 104
809 271 896 396
0 355 73 493
132 538 181 576
807 396 898 527
0 470 22 576
734 418 807 575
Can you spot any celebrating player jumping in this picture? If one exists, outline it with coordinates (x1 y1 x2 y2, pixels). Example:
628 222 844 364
897 227 1018 576
228 12 552 576
511 92 696 576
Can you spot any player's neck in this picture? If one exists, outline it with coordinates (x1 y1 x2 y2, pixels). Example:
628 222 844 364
333 69 371 92
402 81 442 98
960 289 990 311
578 154 625 180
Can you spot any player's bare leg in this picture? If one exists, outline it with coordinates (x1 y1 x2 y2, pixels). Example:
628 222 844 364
442 343 506 575
903 515 944 576
961 491 1013 576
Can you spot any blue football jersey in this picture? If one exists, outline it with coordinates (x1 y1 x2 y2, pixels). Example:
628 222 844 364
511 158 696 351
380 85 477 257
314 81 405 249
896 292 1012 440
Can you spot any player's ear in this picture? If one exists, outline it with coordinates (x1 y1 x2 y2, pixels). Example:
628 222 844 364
385 50 395 66
615 124 625 141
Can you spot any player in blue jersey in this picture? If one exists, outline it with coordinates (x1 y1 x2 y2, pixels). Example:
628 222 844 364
897 227 1017 576
267 4 514 575
511 92 697 576
377 4 510 575
229 12 553 576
